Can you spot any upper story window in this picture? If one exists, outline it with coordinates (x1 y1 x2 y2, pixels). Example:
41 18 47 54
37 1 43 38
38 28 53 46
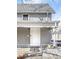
23 15 28 20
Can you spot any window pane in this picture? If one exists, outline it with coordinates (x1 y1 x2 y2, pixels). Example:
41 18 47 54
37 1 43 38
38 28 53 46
23 15 28 20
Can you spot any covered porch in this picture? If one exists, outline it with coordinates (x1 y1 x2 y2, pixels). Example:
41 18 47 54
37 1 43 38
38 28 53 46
17 27 52 48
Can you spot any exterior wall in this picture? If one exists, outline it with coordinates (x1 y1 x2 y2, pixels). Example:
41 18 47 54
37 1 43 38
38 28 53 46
40 28 52 44
17 28 30 48
52 21 61 40
17 13 23 20
17 13 51 22
51 21 61 47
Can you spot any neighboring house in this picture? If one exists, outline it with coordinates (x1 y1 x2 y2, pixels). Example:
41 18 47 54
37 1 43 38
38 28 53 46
17 4 56 48
51 21 61 47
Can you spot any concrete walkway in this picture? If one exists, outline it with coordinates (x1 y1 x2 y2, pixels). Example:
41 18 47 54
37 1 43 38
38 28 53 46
25 55 60 59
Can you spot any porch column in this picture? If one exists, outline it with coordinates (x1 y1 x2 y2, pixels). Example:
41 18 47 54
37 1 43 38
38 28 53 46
30 27 40 47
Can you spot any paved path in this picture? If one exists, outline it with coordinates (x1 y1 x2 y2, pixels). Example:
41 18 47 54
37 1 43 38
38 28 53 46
24 55 60 59
25 56 42 59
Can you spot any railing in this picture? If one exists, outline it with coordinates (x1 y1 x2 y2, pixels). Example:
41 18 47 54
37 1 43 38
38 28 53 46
17 17 51 22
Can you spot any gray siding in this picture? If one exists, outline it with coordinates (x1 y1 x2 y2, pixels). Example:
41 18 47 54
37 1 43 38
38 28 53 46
17 28 30 48
40 28 52 44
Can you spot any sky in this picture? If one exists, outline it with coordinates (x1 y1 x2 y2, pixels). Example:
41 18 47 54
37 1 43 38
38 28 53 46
17 0 61 21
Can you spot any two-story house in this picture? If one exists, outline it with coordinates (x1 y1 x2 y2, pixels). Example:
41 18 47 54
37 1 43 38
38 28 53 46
17 4 55 48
